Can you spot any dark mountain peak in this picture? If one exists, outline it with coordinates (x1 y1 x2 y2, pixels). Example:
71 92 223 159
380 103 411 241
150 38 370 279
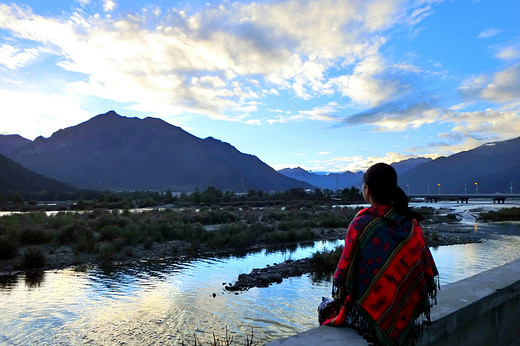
0 134 31 157
10 111 309 192
88 110 132 124
391 157 432 176
279 167 307 173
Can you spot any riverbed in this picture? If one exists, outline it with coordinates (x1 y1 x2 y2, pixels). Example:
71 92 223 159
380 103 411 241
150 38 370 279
1 202 520 345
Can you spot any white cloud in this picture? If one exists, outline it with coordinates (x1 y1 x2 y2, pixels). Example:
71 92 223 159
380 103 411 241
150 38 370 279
495 43 520 60
449 108 520 141
477 28 501 38
245 119 262 125
459 64 520 103
309 152 431 173
267 103 340 124
0 44 41 69
103 0 116 12
0 89 91 139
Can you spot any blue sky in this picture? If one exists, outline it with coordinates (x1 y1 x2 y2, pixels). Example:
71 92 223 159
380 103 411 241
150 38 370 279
1 0 519 172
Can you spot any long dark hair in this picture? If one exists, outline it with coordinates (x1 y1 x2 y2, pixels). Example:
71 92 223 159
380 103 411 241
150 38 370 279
364 163 422 221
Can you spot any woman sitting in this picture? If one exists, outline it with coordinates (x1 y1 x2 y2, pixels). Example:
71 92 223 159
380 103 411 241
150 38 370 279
322 163 438 346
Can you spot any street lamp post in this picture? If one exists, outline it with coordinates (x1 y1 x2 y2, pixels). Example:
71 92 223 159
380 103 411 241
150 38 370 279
437 183 441 194
464 183 467 194
474 182 478 194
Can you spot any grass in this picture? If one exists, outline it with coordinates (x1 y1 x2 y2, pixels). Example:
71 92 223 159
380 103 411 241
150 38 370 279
184 326 259 346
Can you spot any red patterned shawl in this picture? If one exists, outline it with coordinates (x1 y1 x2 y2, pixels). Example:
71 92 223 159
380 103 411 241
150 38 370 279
323 205 438 345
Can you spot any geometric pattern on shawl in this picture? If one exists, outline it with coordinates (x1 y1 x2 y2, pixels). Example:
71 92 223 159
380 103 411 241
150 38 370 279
323 205 438 346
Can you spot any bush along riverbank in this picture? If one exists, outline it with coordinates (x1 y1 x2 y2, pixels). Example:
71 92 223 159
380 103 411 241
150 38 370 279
0 204 487 277
0 205 358 275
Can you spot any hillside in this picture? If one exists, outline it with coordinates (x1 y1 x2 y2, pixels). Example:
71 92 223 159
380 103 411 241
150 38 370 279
8 111 311 192
399 137 520 194
0 153 74 195
0 134 31 156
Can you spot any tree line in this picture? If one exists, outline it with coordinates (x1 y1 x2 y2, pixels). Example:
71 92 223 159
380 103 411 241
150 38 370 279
0 186 363 211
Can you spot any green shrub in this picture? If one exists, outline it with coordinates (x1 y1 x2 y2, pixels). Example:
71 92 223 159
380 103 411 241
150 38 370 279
99 225 120 241
98 243 116 264
19 225 50 245
0 235 19 259
75 235 96 253
21 247 47 269
311 246 343 273
144 236 154 249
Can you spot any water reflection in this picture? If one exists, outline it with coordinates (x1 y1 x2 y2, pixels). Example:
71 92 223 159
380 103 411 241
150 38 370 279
0 225 519 345
24 271 45 288
0 274 17 290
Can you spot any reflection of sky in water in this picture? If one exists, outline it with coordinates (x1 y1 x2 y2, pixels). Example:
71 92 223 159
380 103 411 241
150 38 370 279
430 222 520 284
1 222 519 344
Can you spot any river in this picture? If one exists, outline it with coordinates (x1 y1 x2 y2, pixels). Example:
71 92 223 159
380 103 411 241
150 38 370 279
1 202 520 345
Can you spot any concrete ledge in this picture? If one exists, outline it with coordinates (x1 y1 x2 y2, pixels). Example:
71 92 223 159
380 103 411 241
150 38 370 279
416 257 520 345
267 257 520 345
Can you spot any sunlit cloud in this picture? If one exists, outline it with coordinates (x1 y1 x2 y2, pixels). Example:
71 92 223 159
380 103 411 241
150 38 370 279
0 44 41 69
103 0 116 12
307 152 436 173
0 89 91 139
408 106 520 155
459 64 520 103
267 102 340 124
245 119 262 125
0 0 444 125
494 43 520 60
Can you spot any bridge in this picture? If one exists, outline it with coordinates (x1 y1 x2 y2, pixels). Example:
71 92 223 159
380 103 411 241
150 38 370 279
407 193 520 204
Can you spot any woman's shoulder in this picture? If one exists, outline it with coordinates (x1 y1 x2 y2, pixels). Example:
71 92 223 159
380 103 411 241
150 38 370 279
351 206 380 226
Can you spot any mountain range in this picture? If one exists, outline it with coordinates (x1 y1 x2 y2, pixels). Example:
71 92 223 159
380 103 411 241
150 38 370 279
278 157 433 191
399 137 520 194
278 140 520 194
1 111 311 193
1 110 519 195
